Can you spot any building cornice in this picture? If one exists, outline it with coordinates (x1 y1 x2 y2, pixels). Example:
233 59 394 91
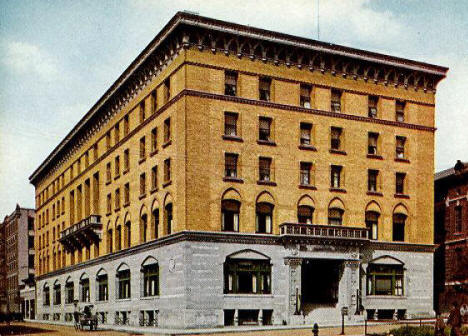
29 11 447 186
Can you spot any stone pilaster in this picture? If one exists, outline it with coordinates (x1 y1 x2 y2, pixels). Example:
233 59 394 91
285 258 302 321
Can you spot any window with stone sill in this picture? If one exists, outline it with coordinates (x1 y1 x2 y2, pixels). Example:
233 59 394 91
164 159 171 183
392 213 406 242
151 166 158 190
300 84 312 108
123 115 129 136
368 132 379 155
224 112 238 137
396 136 406 159
106 162 111 183
368 169 379 192
259 77 271 101
163 78 170 103
395 172 406 194
151 128 157 153
298 205 314 224
139 101 145 124
365 211 379 240
142 263 159 297
222 200 240 232
164 118 171 143
225 153 238 178
225 71 238 96
224 259 271 294
368 95 378 118
328 207 344 225
115 123 120 144
331 89 342 113
330 165 343 188
124 149 129 172
396 101 405 122
140 173 146 196
259 157 272 182
367 264 404 296
117 269 131 300
259 117 272 142
300 122 312 146
97 274 108 301
115 156 120 176
331 127 343 150
139 136 146 160
300 162 312 185
256 202 273 234
106 193 111 214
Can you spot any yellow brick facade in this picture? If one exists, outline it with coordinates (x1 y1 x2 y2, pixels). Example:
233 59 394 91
30 13 446 279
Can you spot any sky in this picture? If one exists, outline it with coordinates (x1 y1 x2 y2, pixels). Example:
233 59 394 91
0 0 467 216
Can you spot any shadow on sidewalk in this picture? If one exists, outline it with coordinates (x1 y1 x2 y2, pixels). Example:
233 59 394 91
0 324 57 335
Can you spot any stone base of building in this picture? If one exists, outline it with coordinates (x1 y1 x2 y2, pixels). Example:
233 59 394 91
35 231 435 329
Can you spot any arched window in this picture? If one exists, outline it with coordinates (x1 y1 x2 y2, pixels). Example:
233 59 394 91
222 200 240 232
393 214 407 242
141 257 159 297
115 224 122 251
152 208 159 239
65 278 74 304
96 269 108 302
80 273 90 302
367 256 404 296
53 281 61 305
298 205 314 224
107 228 113 253
141 214 148 243
43 283 50 306
165 203 173 235
256 202 273 234
116 264 131 300
328 208 344 225
124 221 131 248
365 211 379 240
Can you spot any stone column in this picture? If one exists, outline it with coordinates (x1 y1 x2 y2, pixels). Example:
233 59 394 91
344 260 360 316
285 258 302 321
233 309 239 326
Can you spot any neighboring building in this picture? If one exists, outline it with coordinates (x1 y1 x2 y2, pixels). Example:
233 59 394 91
29 12 447 328
1 205 35 316
434 160 468 313
0 220 7 313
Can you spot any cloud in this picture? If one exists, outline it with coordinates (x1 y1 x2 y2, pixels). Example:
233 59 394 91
1 41 58 79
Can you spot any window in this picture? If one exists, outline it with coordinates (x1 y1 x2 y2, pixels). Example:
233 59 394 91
259 77 271 101
142 263 159 297
115 188 120 210
396 101 405 122
331 127 342 150
141 214 148 243
165 203 173 234
106 193 111 214
53 283 61 305
328 208 344 225
123 115 129 136
365 211 379 240
140 173 146 196
65 280 74 304
93 143 98 161
258 117 272 141
368 96 378 118
151 166 158 190
115 124 120 144
97 274 108 301
331 89 342 112
84 152 89 168
124 149 129 172
392 214 406 241
151 128 157 153
331 165 342 188
396 173 406 194
455 206 462 233
139 101 145 123
224 258 271 294
125 221 131 248
367 264 403 296
117 269 131 300
256 203 273 234
259 157 272 182
164 159 171 182
368 170 379 192
298 205 314 224
396 136 406 159
300 84 312 108
300 123 312 146
152 209 159 239
164 118 171 143
225 71 237 96
107 229 113 253
163 78 170 102
106 162 111 183
368 133 379 155
222 200 240 232
151 90 157 113
139 137 146 160
116 225 122 251
224 112 238 137
225 153 238 178
106 132 111 150
300 162 312 185
80 277 90 302
115 156 120 177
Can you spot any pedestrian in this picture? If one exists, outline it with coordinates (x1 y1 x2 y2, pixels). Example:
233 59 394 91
447 302 462 336
434 313 445 336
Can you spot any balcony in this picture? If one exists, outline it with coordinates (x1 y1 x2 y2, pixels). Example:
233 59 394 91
59 215 102 252
279 223 369 244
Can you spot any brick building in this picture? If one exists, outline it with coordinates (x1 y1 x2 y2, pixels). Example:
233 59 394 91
30 12 447 328
0 205 35 316
435 160 468 313
0 219 7 313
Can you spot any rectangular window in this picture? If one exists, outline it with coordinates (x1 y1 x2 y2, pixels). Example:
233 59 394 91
151 166 158 190
396 101 405 122
368 95 378 118
123 115 129 136
151 90 157 113
225 71 237 96
224 112 238 137
115 156 120 177
142 264 159 297
300 162 312 185
259 157 272 182
151 128 157 153
106 162 111 183
367 265 404 296
97 275 108 301
259 117 272 141
225 153 238 178
368 132 379 155
368 169 379 192
331 127 343 150
455 206 462 233
300 122 312 145
117 270 131 300
163 78 170 103
115 188 120 210
139 137 146 160
139 101 145 124
124 183 130 205
300 84 312 108
259 77 271 101
84 152 89 168
396 173 406 194
115 124 120 144
106 193 111 214
331 165 342 188
140 173 146 196
106 132 111 150
164 118 171 143
224 260 271 294
124 149 129 172
396 136 406 159
331 89 342 112
164 159 171 182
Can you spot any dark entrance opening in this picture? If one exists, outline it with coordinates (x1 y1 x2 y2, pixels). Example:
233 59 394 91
302 259 342 304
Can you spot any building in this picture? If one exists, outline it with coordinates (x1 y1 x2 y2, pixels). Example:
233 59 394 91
0 220 7 313
0 205 35 316
29 12 448 328
434 160 468 313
